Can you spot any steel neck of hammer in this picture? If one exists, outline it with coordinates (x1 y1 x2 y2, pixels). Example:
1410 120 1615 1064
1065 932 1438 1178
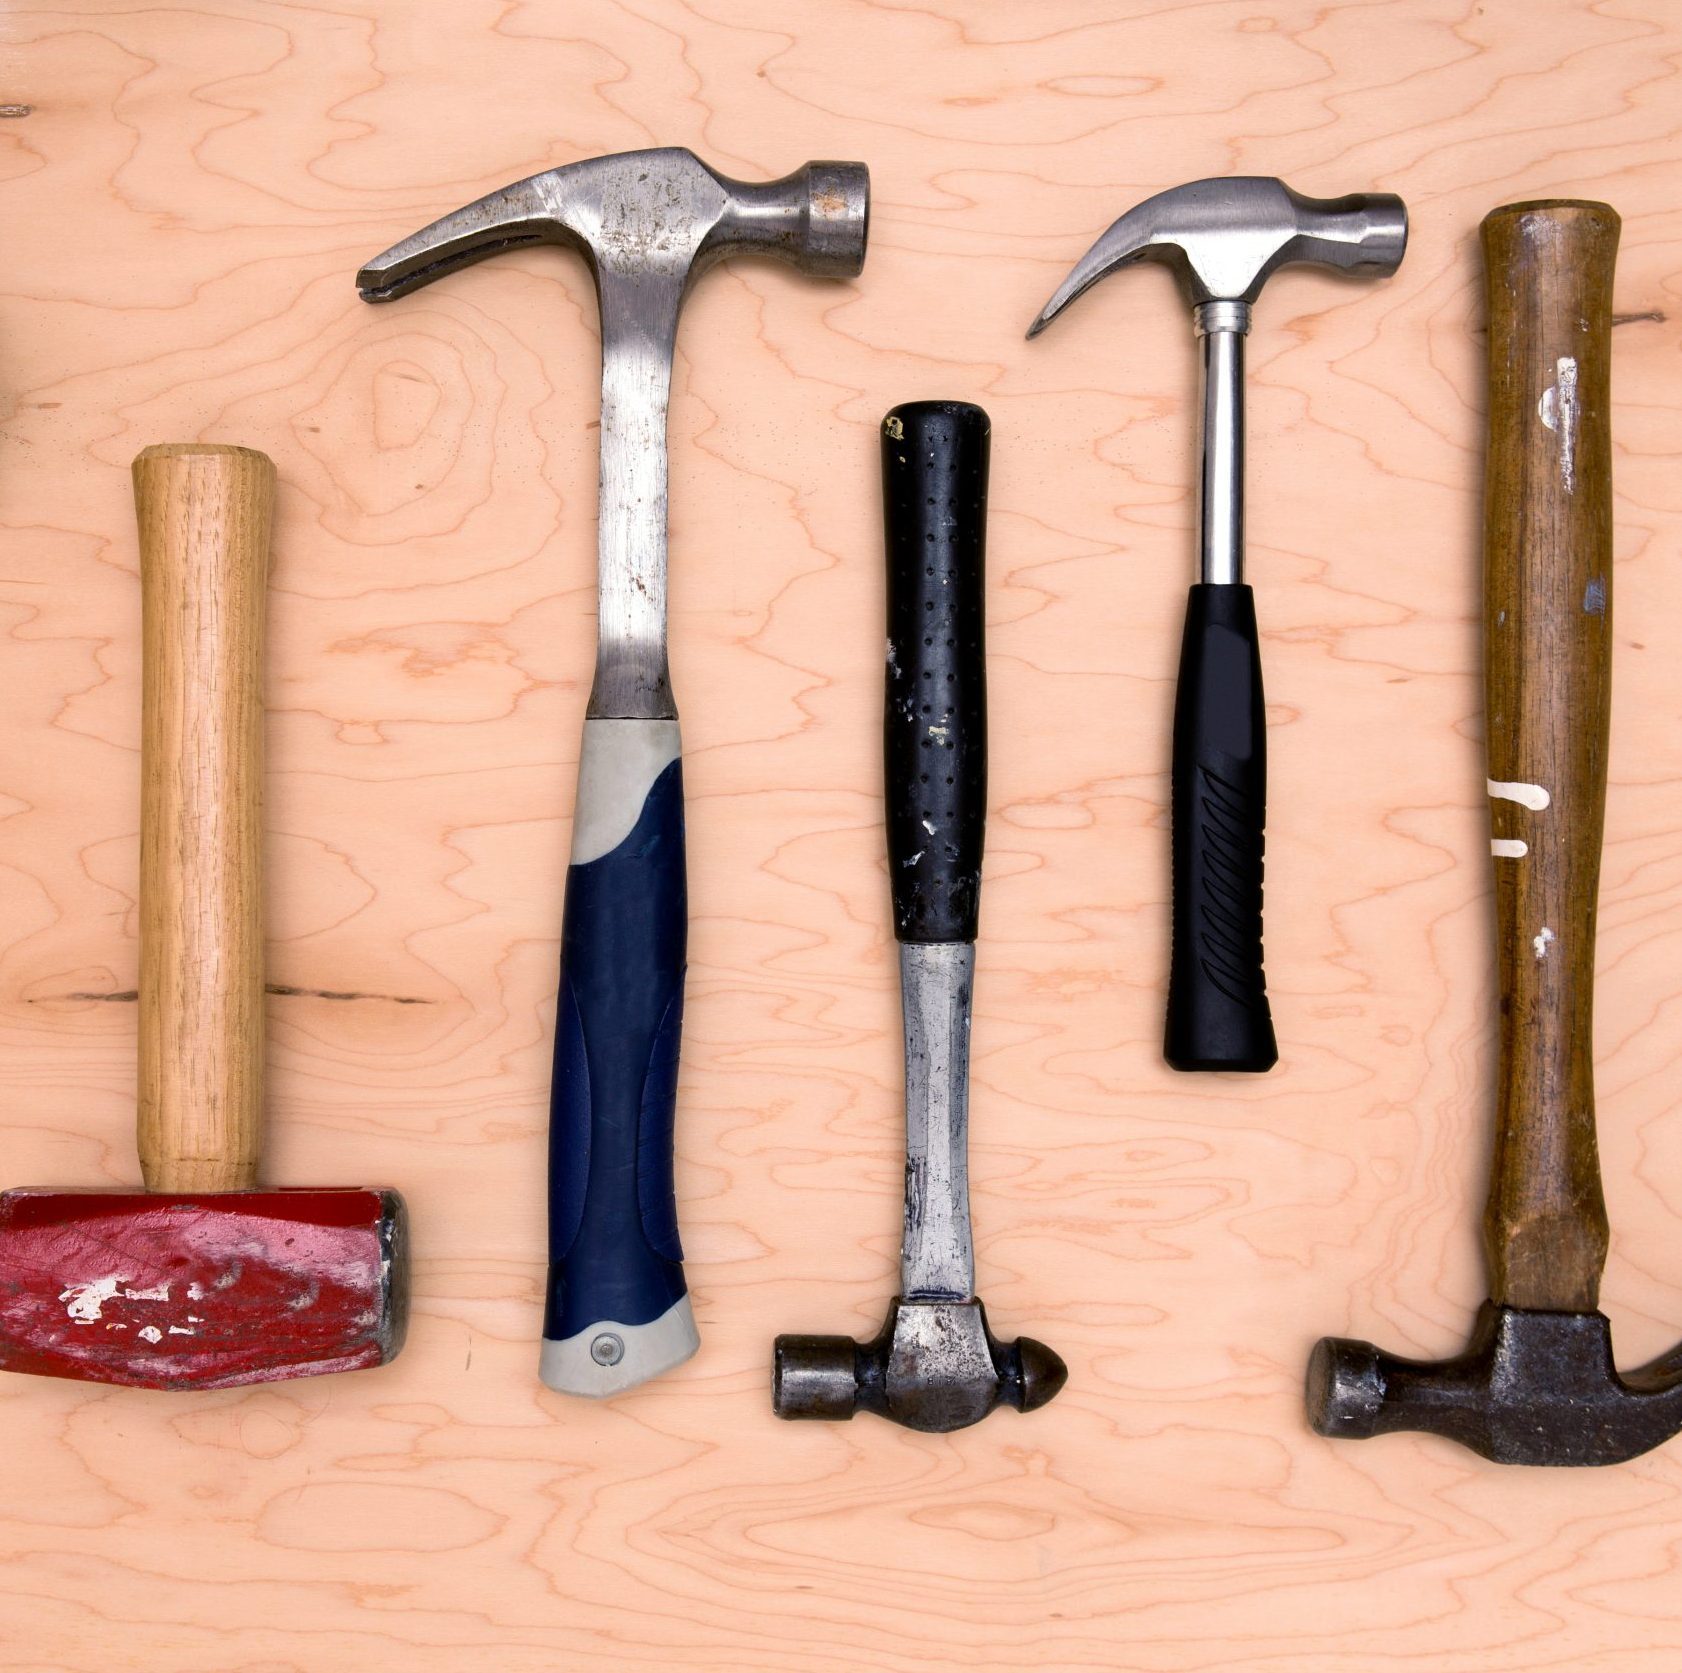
1194 299 1250 588
899 941 976 1302
585 271 686 720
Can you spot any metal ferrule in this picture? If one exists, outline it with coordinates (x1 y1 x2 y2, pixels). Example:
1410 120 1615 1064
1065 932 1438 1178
1194 299 1250 587
898 942 976 1302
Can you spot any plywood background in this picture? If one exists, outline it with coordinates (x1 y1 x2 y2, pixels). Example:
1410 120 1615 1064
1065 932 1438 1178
3 2 1682 1668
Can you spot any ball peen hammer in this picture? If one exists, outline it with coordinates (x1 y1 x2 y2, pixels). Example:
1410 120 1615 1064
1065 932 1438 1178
772 403 1066 1432
1304 201 1682 1467
1028 178 1408 1072
0 446 409 1390
357 149 870 1396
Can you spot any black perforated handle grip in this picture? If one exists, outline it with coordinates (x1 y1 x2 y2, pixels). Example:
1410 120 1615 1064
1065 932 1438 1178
881 401 988 944
1165 583 1278 1072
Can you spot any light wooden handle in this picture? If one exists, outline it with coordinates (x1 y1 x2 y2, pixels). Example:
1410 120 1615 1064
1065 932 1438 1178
134 444 275 1193
1479 200 1620 1311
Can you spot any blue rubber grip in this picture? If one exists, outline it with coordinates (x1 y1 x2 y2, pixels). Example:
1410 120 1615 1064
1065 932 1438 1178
544 755 688 1343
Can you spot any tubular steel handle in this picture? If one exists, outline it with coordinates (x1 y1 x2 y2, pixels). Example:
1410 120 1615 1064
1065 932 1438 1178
882 402 989 945
1481 200 1620 1312
133 444 275 1194
1165 584 1277 1072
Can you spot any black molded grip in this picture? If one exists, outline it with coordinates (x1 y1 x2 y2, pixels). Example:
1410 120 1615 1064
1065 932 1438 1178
1165 583 1277 1072
882 401 988 944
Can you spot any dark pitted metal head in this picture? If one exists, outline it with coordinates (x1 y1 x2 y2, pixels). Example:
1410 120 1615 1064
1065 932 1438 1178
1308 1302 1682 1466
773 1298 1067 1434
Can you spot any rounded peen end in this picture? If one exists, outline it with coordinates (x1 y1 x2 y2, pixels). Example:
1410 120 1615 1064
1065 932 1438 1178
1306 1334 1385 1439
796 161 870 277
772 1332 859 1420
1013 1334 1069 1414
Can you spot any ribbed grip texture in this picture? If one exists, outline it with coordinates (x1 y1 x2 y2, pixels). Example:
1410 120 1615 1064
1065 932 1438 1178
1165 584 1277 1072
882 401 989 944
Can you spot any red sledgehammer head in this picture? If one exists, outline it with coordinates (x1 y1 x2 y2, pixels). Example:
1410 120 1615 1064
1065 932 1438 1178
0 445 411 1395
0 1188 408 1389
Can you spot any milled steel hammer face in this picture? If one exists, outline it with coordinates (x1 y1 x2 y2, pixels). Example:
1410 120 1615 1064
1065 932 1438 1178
0 1187 408 1389
1309 1302 1682 1466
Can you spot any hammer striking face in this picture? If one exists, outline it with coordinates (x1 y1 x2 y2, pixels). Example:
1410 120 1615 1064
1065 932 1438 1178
0 1189 407 1390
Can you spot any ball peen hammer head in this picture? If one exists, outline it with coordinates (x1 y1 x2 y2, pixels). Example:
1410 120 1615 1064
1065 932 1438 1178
1308 1304 1682 1467
0 1187 408 1390
356 147 868 303
1028 175 1407 334
773 1299 1067 1434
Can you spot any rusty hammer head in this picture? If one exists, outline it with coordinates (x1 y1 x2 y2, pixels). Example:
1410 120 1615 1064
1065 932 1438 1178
1308 1303 1682 1466
356 146 868 306
774 1298 1066 1434
1027 175 1407 333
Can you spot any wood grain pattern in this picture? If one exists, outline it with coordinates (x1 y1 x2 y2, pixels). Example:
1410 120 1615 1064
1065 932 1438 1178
135 444 273 1191
2 1 1682 1667
1481 202 1619 1314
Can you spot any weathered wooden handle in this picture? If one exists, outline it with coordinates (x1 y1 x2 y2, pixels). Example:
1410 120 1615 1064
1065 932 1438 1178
134 444 275 1193
1480 201 1619 1311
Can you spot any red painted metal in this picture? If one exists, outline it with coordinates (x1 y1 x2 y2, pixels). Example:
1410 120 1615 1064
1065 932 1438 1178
0 1188 408 1389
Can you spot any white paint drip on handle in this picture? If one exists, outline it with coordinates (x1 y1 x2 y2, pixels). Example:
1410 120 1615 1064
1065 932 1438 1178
1488 779 1550 811
1537 356 1579 494
1534 926 1556 960
1491 838 1529 859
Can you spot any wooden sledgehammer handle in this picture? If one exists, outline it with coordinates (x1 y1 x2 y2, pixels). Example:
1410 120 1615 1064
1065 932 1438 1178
1481 201 1620 1312
134 444 275 1193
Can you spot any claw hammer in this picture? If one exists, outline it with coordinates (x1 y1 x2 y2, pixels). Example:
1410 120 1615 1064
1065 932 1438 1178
358 150 869 1394
1028 177 1407 1071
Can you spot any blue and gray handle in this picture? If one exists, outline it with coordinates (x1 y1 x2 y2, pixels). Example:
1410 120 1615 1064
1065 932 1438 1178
541 718 698 1395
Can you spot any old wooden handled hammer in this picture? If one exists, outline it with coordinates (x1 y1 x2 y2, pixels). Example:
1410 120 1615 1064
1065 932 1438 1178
1307 202 1682 1465
0 446 408 1390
